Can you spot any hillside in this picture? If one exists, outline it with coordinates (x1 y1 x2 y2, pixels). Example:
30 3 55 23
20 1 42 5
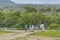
0 0 15 8
0 0 60 12
0 0 15 4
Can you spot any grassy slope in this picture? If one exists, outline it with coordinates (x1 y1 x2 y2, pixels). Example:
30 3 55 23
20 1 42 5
0 30 14 35
30 31 60 38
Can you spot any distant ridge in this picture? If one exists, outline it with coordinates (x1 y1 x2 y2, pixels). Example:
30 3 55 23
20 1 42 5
0 0 15 8
0 0 60 12
0 0 15 4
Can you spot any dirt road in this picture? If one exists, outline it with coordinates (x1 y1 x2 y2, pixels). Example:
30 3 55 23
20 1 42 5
0 30 33 40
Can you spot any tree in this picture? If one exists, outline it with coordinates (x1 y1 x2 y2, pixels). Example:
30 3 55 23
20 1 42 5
0 12 5 27
24 6 37 13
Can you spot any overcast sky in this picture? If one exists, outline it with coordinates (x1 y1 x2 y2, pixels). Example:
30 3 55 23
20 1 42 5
11 0 60 4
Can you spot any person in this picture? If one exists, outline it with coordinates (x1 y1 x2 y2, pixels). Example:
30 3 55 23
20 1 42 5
40 23 44 32
30 24 34 32
31 24 34 32
24 25 27 32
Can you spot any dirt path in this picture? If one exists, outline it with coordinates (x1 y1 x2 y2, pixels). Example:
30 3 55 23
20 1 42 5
0 30 33 40
0 30 60 40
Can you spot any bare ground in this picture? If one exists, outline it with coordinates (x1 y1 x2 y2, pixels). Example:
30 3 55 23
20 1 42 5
0 30 60 40
0 30 33 40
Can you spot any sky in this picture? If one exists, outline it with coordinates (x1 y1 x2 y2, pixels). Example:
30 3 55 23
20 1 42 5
11 0 60 4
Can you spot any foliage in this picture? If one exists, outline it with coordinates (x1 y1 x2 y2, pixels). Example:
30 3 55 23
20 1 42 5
48 23 59 29
0 6 60 30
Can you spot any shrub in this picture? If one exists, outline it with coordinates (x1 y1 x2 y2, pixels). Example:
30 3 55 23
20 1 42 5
48 23 58 29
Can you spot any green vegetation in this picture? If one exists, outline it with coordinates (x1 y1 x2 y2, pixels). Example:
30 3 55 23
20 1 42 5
15 37 27 40
0 30 14 34
30 31 60 38
0 6 60 30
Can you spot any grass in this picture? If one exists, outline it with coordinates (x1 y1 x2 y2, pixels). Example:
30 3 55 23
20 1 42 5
15 37 27 40
30 31 60 38
0 30 14 35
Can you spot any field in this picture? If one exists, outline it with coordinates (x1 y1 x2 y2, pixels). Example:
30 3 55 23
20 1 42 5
13 31 60 40
30 31 60 38
0 30 14 35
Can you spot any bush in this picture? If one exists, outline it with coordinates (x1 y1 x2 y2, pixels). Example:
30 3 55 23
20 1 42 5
48 23 59 29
